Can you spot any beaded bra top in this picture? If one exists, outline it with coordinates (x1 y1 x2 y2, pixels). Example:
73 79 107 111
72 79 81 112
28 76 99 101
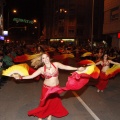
43 63 59 79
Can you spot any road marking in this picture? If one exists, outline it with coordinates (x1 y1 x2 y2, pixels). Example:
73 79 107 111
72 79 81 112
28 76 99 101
72 91 100 120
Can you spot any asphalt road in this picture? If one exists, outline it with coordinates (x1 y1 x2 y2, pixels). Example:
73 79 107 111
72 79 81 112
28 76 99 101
0 59 120 120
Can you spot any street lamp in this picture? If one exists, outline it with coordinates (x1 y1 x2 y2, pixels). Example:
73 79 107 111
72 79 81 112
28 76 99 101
33 19 37 23
33 19 40 40
7 9 17 30
13 9 17 13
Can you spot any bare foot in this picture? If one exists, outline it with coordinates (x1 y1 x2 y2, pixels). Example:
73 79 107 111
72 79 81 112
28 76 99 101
97 89 100 92
101 90 104 92
38 118 42 120
47 115 52 120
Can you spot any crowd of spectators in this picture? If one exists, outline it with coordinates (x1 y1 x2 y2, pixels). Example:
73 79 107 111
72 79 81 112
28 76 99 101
0 41 120 89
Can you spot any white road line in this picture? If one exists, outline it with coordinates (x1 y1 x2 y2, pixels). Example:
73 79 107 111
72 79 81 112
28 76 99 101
72 91 100 120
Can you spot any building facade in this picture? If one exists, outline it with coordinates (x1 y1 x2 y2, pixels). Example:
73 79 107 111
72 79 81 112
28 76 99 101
43 0 104 45
103 0 120 49
0 0 5 36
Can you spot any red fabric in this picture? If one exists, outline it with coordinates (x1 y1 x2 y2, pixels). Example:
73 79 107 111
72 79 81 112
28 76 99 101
78 59 94 65
28 67 40 80
66 73 90 90
28 85 68 118
107 68 120 79
96 72 109 90
77 60 100 79
96 65 120 90
42 73 91 100
90 66 100 79
13 53 40 63
13 55 28 63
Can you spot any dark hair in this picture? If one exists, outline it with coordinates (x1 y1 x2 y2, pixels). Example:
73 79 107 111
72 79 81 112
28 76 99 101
101 53 108 60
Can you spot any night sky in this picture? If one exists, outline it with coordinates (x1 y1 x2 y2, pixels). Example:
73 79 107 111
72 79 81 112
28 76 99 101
4 0 45 20
3 0 45 32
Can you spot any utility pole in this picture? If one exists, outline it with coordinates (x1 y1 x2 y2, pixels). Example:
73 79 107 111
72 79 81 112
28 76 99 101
91 0 94 49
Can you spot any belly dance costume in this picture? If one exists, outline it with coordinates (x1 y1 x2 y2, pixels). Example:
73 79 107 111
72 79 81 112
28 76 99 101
28 63 68 118
96 60 110 90
96 60 120 90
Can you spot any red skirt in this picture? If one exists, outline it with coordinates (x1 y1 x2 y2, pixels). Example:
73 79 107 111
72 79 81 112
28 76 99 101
96 72 109 90
96 64 120 90
28 85 68 118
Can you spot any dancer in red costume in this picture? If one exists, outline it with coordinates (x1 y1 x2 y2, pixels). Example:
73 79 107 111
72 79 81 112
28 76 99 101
11 53 86 120
95 53 120 92
4 52 99 120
